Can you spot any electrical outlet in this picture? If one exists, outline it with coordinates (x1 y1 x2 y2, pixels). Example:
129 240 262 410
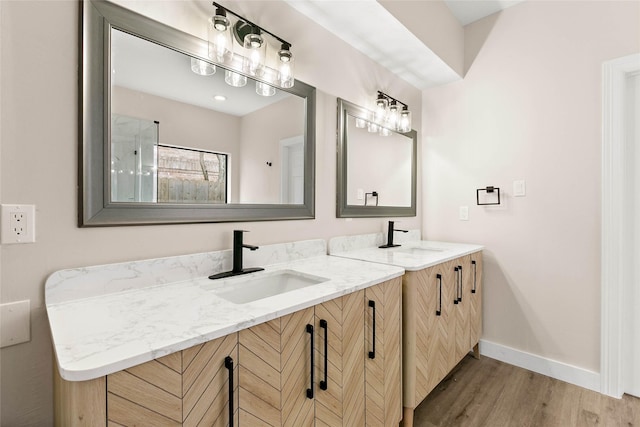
357 188 364 200
459 206 469 221
1 204 36 244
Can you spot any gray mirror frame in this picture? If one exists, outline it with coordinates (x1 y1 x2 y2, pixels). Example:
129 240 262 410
336 98 417 218
80 0 316 226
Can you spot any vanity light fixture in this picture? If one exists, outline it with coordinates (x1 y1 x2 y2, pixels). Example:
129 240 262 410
210 2 295 89
375 91 412 133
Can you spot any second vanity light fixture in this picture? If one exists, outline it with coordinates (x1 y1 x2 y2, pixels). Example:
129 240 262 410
207 2 295 95
374 91 412 133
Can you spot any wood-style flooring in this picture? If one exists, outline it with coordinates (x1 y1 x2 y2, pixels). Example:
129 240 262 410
413 355 640 427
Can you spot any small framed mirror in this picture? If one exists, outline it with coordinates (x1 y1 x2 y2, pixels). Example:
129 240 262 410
80 0 316 226
336 98 417 218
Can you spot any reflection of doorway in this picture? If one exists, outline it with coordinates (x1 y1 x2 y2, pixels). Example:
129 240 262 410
280 135 304 204
601 53 640 399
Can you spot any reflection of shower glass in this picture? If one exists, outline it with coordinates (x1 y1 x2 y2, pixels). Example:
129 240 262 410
110 114 158 203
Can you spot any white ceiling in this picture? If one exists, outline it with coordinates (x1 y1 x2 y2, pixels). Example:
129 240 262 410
444 0 526 26
286 0 526 89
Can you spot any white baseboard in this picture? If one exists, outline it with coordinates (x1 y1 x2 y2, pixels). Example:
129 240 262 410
478 339 601 394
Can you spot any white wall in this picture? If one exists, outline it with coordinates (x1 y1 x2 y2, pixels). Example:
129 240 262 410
423 0 639 376
0 1 421 425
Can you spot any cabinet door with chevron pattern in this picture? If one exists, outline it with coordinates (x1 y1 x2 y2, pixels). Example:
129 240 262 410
453 256 472 365
106 333 239 427
413 261 456 403
238 306 315 427
315 290 366 427
364 277 402 427
469 252 483 349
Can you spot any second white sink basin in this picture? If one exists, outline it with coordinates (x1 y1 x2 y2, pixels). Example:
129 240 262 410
212 270 329 304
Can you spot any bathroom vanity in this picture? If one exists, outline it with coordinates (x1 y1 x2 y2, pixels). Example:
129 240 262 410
330 234 483 427
46 240 404 426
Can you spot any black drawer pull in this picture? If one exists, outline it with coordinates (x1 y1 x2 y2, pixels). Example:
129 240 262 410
368 300 376 359
306 324 314 399
436 273 442 316
454 267 459 304
224 356 234 427
320 319 328 390
472 260 477 293
458 265 463 302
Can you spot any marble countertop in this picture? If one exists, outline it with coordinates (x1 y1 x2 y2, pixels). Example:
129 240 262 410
46 252 404 381
330 240 483 271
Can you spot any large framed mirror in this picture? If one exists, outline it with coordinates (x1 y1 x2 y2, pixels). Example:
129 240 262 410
80 0 316 226
336 98 417 218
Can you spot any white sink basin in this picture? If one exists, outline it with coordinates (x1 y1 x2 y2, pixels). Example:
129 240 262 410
396 247 444 255
212 270 329 304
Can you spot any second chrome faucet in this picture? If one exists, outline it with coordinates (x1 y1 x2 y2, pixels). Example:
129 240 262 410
209 230 264 280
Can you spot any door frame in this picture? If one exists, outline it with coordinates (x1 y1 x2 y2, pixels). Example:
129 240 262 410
280 135 304 204
601 52 640 398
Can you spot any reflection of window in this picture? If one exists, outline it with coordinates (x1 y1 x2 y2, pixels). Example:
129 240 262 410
157 145 228 204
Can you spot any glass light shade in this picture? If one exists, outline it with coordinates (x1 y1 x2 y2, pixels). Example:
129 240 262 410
242 31 266 77
398 108 412 133
379 127 392 136
225 70 247 87
278 46 295 88
375 95 387 122
208 13 233 64
190 58 216 76
367 122 379 133
387 101 399 129
355 117 367 128
256 81 276 97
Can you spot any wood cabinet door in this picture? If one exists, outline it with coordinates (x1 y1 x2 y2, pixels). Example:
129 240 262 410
238 306 315 427
315 290 366 427
453 256 472 365
413 260 457 404
365 277 402 427
106 333 238 427
469 252 483 349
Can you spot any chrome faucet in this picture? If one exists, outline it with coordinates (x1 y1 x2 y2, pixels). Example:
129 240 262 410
209 230 264 279
379 221 408 248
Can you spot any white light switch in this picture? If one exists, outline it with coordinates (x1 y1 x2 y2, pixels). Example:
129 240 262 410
513 180 526 197
0 300 31 348
459 206 469 221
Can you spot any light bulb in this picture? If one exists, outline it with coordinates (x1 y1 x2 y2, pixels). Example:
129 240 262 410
278 44 295 88
355 117 367 128
367 122 379 133
380 127 392 136
375 94 387 122
208 8 233 64
387 100 399 129
398 107 412 133
242 29 265 77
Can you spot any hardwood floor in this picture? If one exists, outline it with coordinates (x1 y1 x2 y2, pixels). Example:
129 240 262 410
413 355 640 427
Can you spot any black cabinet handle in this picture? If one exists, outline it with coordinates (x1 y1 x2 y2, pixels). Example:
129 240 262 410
306 324 314 399
472 260 477 293
320 319 328 390
224 356 234 427
368 300 376 359
436 273 442 316
453 267 459 304
458 265 463 302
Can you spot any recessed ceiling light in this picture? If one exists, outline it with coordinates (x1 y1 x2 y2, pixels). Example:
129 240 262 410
213 95 227 101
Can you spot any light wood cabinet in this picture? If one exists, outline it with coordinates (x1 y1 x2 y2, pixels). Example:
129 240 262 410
54 278 402 427
402 252 483 427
